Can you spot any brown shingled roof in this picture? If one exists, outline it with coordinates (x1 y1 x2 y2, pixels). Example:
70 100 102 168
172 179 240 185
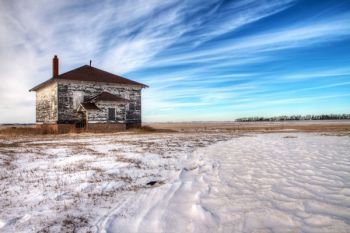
88 92 128 102
30 65 148 91
58 65 147 86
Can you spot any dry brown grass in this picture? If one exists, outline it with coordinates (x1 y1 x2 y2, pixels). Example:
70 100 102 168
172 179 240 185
144 121 350 133
1 121 349 138
0 126 56 135
0 125 175 136
127 125 177 134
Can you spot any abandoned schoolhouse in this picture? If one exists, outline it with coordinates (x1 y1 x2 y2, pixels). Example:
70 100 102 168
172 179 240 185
30 55 148 133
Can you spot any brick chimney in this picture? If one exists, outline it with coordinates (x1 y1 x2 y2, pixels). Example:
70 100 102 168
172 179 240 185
53 55 59 77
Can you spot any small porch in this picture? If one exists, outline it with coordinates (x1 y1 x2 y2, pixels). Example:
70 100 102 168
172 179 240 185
77 92 129 125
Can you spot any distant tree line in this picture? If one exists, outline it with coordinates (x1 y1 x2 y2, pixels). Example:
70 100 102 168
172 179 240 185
235 114 350 122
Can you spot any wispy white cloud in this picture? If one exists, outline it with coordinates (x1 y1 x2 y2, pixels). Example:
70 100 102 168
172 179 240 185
174 0 297 46
280 68 350 80
227 93 350 110
148 13 350 68
142 65 350 121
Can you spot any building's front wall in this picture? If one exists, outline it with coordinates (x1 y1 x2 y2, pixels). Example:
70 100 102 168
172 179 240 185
57 80 142 124
86 102 126 123
35 82 58 123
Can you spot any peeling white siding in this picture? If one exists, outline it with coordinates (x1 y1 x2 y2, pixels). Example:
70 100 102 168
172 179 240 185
36 82 57 123
72 91 84 110
85 102 126 123
57 79 141 124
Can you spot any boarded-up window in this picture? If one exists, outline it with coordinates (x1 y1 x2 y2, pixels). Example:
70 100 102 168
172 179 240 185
108 108 116 121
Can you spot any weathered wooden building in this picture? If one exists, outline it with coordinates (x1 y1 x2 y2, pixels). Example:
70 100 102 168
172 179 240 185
30 55 148 133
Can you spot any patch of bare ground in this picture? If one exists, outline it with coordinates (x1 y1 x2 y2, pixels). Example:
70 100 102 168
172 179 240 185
126 125 177 134
283 135 298 138
319 132 350 137
38 215 91 233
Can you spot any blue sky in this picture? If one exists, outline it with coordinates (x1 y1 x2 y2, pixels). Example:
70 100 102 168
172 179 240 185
0 0 350 123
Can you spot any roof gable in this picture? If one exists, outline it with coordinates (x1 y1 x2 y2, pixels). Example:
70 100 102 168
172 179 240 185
88 92 128 102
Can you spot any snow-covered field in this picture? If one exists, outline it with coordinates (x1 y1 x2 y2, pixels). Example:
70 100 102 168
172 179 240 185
0 131 350 232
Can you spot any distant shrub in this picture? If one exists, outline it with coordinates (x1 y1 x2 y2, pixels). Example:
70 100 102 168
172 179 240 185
235 114 350 122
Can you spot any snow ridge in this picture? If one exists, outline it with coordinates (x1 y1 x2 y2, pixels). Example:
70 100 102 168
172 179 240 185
101 133 350 233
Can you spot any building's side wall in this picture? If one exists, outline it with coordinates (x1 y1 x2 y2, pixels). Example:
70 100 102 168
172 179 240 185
127 87 142 126
35 82 57 123
57 80 142 124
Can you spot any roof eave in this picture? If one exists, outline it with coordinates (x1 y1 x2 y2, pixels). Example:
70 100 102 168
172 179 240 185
95 99 129 103
79 103 100 111
131 81 148 88
58 78 148 88
29 78 55 92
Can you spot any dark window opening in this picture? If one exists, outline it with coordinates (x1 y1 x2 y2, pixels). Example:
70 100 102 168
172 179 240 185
108 108 116 121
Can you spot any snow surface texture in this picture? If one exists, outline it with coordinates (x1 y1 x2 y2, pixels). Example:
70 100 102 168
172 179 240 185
0 132 234 232
99 133 350 233
1 132 350 232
